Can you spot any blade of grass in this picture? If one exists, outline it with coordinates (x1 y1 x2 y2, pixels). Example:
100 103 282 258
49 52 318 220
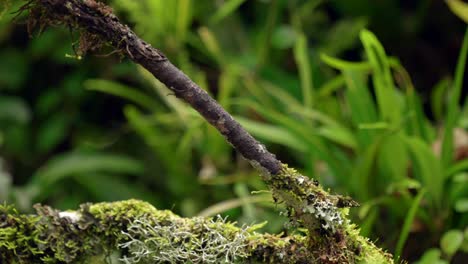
445 159 468 178
209 0 246 24
441 26 468 170
320 53 372 72
360 30 401 125
197 194 272 217
430 78 451 122
27 152 144 201
316 126 358 150
176 0 192 42
84 79 155 111
234 183 256 222
257 0 281 67
294 33 314 107
390 59 432 141
317 75 345 98
446 0 468 23
404 136 444 209
377 133 409 184
198 26 225 65
236 116 308 152
352 139 382 200
261 78 303 108
241 75 276 109
343 70 378 148
218 65 239 110
74 173 156 202
394 188 426 261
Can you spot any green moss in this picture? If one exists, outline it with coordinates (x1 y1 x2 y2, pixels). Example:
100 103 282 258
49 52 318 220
267 165 393 263
0 204 45 263
0 200 168 263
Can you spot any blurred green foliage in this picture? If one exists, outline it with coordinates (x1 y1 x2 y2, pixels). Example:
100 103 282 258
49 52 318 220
0 0 467 262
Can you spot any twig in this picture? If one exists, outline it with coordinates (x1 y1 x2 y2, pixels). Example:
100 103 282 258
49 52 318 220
32 0 283 175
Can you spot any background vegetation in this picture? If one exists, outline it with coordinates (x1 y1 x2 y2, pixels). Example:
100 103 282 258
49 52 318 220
1 0 467 263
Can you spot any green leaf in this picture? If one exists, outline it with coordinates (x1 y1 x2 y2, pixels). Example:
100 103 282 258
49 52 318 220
351 139 382 200
446 160 468 178
28 152 144 199
209 0 246 24
271 25 297 49
84 79 155 110
455 199 468 213
377 133 409 185
446 0 468 23
198 27 224 65
236 116 307 152
430 78 451 122
386 178 421 194
74 173 156 202
317 75 345 98
287 105 358 149
316 126 358 150
36 112 69 153
342 70 378 148
453 172 468 183
415 249 448 264
320 53 371 71
175 0 192 42
404 136 444 209
247 221 268 232
441 27 468 169
319 18 367 56
0 96 31 124
360 29 401 125
440 229 464 257
218 65 240 110
294 33 314 107
394 188 426 261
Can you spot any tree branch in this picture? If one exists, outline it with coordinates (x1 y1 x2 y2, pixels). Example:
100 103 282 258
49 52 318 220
29 0 282 175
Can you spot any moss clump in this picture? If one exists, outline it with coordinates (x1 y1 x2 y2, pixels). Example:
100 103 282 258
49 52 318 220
0 200 177 263
267 165 393 264
0 204 45 263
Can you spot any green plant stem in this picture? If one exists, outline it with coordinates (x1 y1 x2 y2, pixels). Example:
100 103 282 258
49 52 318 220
441 26 468 170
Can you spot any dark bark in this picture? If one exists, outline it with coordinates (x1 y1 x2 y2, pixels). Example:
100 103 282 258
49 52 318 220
35 0 282 175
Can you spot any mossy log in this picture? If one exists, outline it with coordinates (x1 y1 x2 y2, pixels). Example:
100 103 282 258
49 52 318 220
1 199 391 263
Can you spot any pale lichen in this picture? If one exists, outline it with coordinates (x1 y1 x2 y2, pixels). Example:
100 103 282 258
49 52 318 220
119 216 249 263
265 165 393 263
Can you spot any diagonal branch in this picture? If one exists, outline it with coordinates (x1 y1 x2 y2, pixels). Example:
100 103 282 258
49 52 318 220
31 0 282 175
